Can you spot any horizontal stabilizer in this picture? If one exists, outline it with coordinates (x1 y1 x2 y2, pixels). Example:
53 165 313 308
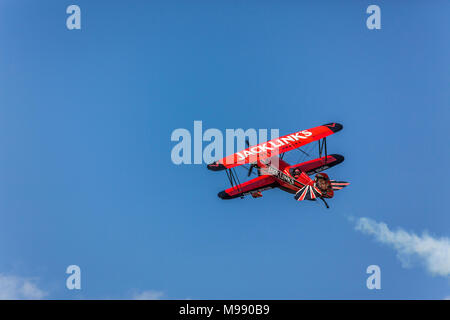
330 180 350 191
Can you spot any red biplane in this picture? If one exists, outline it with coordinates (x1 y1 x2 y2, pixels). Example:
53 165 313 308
207 123 349 208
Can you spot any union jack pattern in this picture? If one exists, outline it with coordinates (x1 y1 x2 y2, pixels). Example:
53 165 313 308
294 184 323 201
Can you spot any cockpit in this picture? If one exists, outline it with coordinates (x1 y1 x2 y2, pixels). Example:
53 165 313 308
314 173 332 196
291 167 302 179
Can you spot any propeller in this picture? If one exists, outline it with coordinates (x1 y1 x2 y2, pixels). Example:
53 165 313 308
245 139 260 177
247 164 254 177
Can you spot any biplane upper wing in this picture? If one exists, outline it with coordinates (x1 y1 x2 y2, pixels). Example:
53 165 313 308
218 175 278 199
207 123 343 171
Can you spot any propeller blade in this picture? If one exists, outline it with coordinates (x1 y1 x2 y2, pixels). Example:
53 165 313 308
245 140 260 176
248 165 254 177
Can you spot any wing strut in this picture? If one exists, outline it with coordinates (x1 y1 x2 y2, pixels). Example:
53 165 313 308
225 168 243 195
318 137 328 164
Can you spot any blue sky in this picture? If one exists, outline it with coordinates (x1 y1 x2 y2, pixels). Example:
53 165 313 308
0 1 449 299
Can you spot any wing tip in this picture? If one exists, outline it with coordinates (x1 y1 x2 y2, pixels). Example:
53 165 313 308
218 191 233 199
323 122 343 133
207 161 227 171
329 153 345 164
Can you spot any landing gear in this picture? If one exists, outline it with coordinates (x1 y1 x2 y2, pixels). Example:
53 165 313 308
319 197 330 209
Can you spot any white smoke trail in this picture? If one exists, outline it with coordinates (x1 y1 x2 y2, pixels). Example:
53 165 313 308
353 217 450 278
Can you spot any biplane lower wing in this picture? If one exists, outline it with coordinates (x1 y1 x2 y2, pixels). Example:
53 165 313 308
218 175 278 199
287 154 344 176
